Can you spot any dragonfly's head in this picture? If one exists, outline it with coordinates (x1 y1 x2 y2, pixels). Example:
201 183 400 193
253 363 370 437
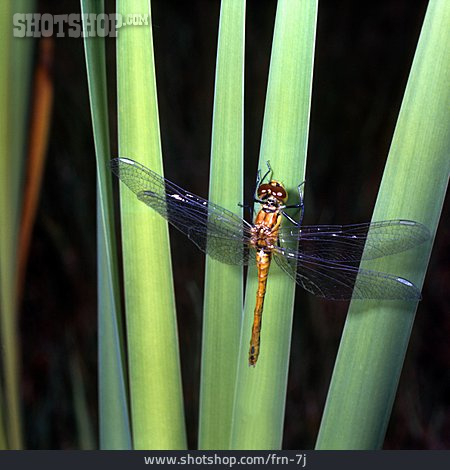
257 180 288 204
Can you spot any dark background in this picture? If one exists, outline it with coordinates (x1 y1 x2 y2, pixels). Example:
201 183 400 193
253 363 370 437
20 0 448 449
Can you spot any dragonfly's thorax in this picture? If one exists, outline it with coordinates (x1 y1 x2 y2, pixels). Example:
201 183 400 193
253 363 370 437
250 206 283 251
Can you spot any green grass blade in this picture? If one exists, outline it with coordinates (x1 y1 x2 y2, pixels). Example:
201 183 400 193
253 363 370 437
198 0 245 449
316 0 450 449
70 353 96 450
11 0 35 234
81 0 132 449
0 0 35 449
97 210 132 449
117 0 186 449
230 0 317 449
0 387 5 448
0 1 18 449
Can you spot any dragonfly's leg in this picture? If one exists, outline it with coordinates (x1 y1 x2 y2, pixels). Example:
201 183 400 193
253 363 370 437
255 169 261 188
259 161 272 184
250 164 271 218
253 172 261 200
238 202 253 220
264 161 272 181
297 181 305 225
253 161 272 199
284 181 305 226
281 210 300 226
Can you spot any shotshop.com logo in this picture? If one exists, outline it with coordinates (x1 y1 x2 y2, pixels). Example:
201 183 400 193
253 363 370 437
13 13 149 38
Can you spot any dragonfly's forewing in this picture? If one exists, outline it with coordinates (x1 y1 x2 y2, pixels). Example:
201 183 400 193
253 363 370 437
111 158 252 265
277 220 429 263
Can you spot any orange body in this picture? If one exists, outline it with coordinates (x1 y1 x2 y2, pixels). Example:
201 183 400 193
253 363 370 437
249 208 282 366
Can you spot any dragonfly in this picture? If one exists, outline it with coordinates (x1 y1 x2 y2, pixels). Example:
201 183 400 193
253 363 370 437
110 157 429 366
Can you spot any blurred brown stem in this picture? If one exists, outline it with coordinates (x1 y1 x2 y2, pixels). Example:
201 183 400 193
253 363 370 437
17 37 54 302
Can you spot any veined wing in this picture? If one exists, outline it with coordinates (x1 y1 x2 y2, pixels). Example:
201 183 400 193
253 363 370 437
273 248 421 300
110 158 252 265
277 220 429 263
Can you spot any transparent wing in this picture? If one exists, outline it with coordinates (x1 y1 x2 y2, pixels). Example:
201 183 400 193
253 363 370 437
277 220 429 263
110 157 252 265
273 247 421 300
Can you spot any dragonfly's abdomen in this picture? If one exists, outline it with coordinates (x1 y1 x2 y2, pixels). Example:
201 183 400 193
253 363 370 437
248 207 282 366
249 250 272 366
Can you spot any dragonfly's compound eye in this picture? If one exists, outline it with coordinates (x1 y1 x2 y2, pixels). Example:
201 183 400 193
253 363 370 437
257 183 272 199
269 180 288 202
258 180 288 202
